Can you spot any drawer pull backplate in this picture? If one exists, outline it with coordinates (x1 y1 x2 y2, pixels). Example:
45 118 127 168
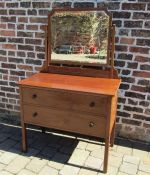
89 122 95 127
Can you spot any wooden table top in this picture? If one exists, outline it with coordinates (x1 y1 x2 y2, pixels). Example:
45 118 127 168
18 73 121 96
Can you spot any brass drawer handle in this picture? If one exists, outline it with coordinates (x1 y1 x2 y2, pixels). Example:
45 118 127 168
32 94 37 99
32 112 38 118
89 122 95 127
89 101 95 107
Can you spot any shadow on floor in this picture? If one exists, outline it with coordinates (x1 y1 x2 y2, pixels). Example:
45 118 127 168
0 122 149 173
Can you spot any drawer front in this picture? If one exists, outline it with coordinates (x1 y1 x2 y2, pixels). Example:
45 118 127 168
22 87 108 116
23 105 106 138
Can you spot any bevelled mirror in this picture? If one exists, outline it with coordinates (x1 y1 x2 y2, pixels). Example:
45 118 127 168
47 8 114 67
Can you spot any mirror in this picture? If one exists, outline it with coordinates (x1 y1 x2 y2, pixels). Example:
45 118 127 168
48 9 112 66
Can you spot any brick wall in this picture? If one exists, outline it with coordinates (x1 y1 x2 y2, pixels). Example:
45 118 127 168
0 0 150 142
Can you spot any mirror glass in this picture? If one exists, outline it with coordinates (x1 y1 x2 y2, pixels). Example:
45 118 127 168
50 10 110 65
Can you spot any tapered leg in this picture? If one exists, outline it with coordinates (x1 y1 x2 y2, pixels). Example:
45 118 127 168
21 123 27 152
110 122 115 147
103 137 110 173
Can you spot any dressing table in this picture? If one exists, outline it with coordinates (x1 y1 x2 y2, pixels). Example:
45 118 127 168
18 8 121 173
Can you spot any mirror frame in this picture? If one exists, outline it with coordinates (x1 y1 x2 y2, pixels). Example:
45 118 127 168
46 7 114 67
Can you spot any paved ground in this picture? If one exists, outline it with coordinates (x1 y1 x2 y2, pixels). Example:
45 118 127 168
0 123 149 175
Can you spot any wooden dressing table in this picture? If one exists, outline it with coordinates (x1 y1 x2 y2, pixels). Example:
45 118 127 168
18 8 121 173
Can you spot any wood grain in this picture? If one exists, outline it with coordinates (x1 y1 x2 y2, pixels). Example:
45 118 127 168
18 73 121 96
23 104 106 138
22 87 108 116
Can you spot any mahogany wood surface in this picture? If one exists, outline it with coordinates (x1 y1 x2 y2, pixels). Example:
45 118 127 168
41 65 119 79
22 87 109 116
19 73 121 96
23 104 106 138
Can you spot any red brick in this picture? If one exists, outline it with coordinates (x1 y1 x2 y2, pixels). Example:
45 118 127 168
35 32 45 38
0 30 15 37
25 38 41 45
120 38 135 45
17 65 33 71
28 9 37 15
26 72 35 77
6 2 18 8
124 21 143 28
133 114 150 122
148 4 150 10
0 56 7 62
0 24 6 29
122 3 146 10
0 10 7 15
17 24 24 30
20 2 31 8
134 56 150 62
131 85 149 93
26 25 38 30
2 44 16 50
32 2 50 8
3 75 8 80
0 37 6 42
52 2 71 8
140 64 150 71
113 12 131 19
8 23 15 29
1 16 16 22
133 12 150 20
132 30 150 37
129 47 149 54
39 10 49 16
30 17 47 24
122 118 141 126
9 9 26 15
133 71 150 78
138 79 150 86
40 25 47 31
0 2 5 8
18 17 28 23
9 76 19 81
115 45 128 52
145 21 150 28
127 62 138 69
136 39 150 47
1 63 16 69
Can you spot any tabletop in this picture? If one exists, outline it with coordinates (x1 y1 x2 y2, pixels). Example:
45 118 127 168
18 73 121 96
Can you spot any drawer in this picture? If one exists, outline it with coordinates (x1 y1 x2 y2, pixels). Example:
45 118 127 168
23 105 106 138
22 87 108 116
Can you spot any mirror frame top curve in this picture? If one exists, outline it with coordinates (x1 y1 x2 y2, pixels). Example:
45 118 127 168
46 8 115 68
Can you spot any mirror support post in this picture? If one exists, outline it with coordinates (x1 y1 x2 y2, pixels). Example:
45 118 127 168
110 25 115 78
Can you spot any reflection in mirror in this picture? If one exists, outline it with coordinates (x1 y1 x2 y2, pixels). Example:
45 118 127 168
51 10 110 65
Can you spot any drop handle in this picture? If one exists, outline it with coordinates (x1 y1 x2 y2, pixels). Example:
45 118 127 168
32 94 37 99
89 101 95 107
89 122 95 127
32 112 38 118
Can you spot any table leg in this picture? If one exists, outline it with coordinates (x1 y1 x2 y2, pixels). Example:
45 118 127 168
21 123 27 152
110 122 115 147
103 137 110 173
